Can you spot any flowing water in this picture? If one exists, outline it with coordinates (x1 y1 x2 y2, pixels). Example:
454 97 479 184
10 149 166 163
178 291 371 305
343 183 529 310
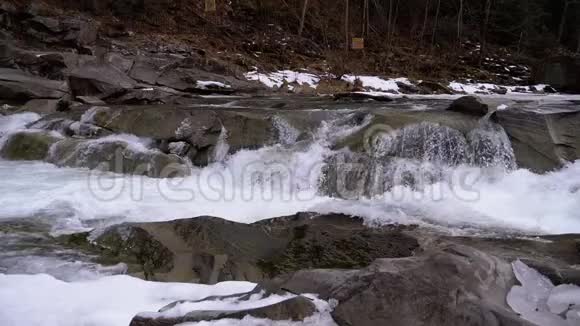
0 102 579 325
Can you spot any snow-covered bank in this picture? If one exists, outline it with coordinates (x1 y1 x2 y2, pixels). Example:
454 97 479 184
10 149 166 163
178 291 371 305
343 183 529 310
244 70 320 89
0 273 336 326
245 69 558 96
0 274 256 326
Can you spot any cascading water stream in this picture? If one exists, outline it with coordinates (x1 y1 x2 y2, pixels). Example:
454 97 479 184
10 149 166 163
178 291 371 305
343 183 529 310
0 110 578 238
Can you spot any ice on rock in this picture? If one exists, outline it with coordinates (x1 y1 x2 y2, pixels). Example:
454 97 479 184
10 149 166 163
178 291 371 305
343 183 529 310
507 286 539 315
508 261 580 326
518 311 569 326
566 309 580 326
548 284 580 314
512 260 554 303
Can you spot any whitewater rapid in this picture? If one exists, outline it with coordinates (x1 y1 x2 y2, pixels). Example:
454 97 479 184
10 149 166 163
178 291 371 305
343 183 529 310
0 112 579 235
1 107 580 326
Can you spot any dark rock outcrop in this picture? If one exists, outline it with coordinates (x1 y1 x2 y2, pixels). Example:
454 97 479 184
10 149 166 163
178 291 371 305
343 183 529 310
0 68 68 100
417 81 454 94
67 63 137 99
0 5 98 49
496 107 580 172
19 99 60 114
270 244 533 326
448 96 490 117
82 106 276 165
47 138 191 178
92 213 419 283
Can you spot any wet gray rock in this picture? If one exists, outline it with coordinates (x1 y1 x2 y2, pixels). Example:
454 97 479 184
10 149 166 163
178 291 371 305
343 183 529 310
47 138 190 178
271 244 533 326
448 96 490 117
129 296 317 326
92 213 419 283
496 108 580 172
0 130 61 161
129 56 173 85
81 106 276 165
0 68 68 100
156 68 235 94
67 63 137 99
0 6 98 49
418 81 454 94
75 96 106 106
19 99 60 114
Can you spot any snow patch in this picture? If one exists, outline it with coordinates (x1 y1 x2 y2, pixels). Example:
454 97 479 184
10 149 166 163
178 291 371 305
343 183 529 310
341 75 412 93
0 273 257 326
244 70 321 89
449 82 551 95
196 81 232 89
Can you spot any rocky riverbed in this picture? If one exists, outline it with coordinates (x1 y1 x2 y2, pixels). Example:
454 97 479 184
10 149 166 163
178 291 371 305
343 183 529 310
0 93 580 326
1 3 580 325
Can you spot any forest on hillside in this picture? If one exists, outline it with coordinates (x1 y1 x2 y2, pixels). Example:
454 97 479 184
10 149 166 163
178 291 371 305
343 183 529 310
246 0 580 57
35 0 580 58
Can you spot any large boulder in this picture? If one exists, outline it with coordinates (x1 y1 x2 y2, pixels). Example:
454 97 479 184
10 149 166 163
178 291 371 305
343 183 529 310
0 130 61 160
47 138 190 178
448 96 490 117
81 106 276 165
129 56 175 85
19 99 60 114
67 63 137 99
0 68 68 100
91 213 419 283
0 42 78 80
129 296 317 326
495 107 580 172
271 244 532 326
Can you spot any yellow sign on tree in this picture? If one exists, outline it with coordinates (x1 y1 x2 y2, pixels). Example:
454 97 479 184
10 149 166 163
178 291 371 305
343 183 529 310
205 0 216 12
351 37 364 50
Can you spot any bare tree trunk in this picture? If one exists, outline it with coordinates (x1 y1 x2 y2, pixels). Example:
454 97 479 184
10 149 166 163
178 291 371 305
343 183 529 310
558 0 570 43
391 0 400 43
345 0 349 51
457 0 464 45
420 0 431 44
480 0 493 64
431 0 441 46
577 29 580 53
362 0 368 37
298 0 309 36
387 0 393 46
365 0 370 37
517 31 525 54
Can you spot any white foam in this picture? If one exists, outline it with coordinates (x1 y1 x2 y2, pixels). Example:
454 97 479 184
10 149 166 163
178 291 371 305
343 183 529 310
89 133 154 153
0 112 40 137
311 161 580 235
